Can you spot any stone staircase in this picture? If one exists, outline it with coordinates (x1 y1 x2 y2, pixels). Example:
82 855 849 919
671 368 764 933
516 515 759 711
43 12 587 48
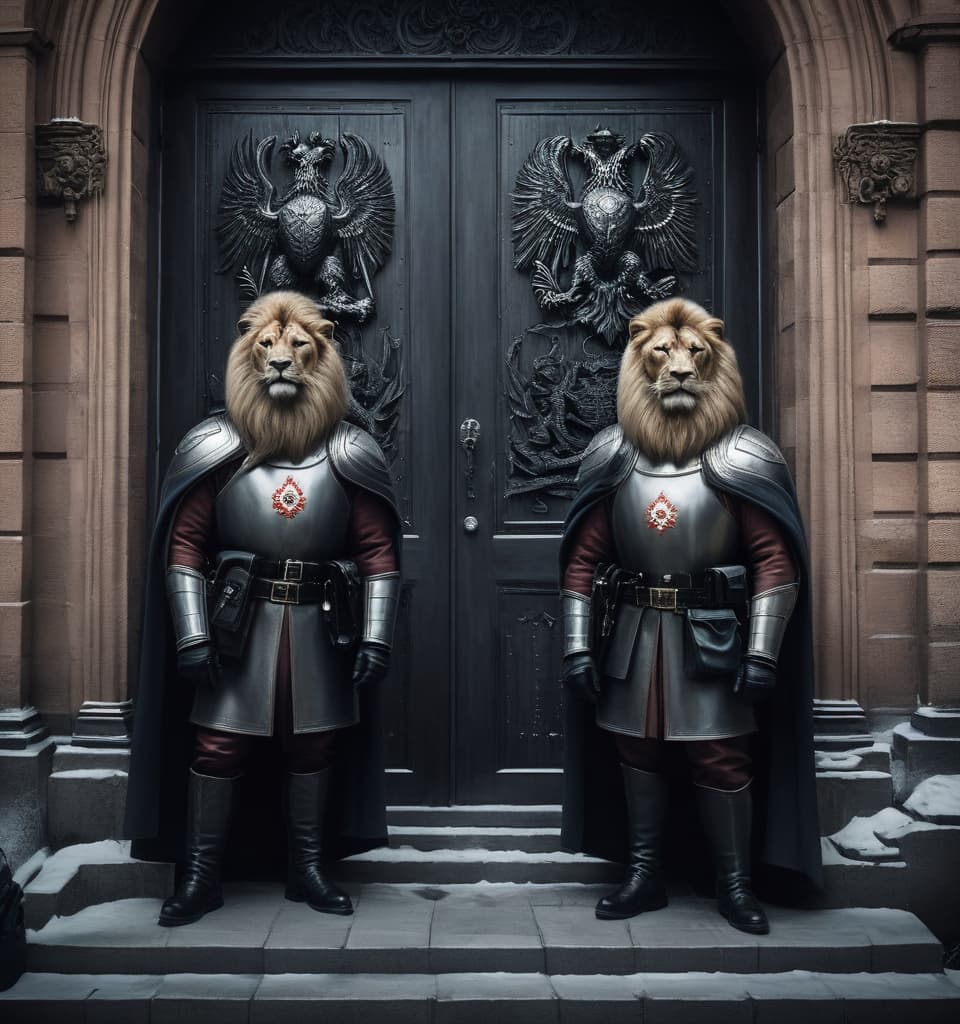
3 806 959 1021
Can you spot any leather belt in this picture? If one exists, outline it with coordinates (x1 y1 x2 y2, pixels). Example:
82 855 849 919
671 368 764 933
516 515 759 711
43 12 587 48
250 577 328 606
251 558 326 583
616 572 714 612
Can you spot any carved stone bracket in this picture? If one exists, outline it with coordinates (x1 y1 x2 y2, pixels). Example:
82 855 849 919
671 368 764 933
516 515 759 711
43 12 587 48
35 119 106 222
833 121 919 224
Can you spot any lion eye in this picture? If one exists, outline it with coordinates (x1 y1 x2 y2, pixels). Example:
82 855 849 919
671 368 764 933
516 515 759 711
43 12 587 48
689 345 704 355
292 339 309 349
259 339 273 349
654 345 670 354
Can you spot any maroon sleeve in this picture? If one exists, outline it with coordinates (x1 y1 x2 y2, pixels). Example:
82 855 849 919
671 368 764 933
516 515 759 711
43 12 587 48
738 499 798 595
562 500 616 597
166 461 240 570
348 488 398 577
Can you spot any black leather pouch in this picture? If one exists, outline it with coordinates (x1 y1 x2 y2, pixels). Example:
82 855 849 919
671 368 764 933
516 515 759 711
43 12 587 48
590 562 628 662
320 559 362 648
684 608 743 679
209 551 256 661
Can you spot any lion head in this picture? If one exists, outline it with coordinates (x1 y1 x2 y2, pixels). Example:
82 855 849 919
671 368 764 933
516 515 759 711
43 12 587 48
225 290 349 467
617 297 747 464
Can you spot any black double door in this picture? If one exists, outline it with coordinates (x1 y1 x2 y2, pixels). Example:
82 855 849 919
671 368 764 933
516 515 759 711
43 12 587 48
159 73 758 805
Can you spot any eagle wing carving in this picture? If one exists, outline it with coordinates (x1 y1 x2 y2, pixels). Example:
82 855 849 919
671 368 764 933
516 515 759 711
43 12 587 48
511 136 580 275
215 132 279 275
331 132 396 294
632 132 698 273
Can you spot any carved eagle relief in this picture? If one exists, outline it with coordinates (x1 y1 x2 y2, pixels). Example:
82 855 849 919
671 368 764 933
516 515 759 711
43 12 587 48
216 129 396 323
511 127 699 345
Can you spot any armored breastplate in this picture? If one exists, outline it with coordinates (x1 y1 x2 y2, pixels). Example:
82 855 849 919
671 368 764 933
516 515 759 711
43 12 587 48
215 446 350 561
611 452 741 576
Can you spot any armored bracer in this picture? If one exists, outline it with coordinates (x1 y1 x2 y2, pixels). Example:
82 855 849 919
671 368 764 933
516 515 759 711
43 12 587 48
747 583 799 665
362 572 401 649
562 590 592 657
166 566 210 651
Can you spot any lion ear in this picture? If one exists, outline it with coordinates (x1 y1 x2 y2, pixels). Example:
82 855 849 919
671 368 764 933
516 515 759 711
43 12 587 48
315 319 335 344
704 316 725 339
237 317 252 336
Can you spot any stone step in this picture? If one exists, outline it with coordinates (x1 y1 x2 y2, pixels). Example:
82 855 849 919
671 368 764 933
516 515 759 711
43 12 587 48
23 883 945 977
389 825 563 853
386 805 562 828
2 969 959 1023
336 847 614 884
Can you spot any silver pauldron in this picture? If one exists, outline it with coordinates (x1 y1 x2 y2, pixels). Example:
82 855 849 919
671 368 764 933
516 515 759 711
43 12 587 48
747 583 799 664
562 591 592 657
166 565 210 651
362 572 401 649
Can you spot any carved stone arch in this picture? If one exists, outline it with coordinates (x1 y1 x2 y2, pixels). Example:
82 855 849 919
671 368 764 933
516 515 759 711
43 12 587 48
33 0 902 716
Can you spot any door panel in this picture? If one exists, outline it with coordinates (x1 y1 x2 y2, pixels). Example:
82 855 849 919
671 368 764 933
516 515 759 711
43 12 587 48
159 78 453 803
452 79 758 802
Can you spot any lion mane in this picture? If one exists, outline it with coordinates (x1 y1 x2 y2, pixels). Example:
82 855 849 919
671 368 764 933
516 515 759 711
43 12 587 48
225 290 349 467
617 297 747 464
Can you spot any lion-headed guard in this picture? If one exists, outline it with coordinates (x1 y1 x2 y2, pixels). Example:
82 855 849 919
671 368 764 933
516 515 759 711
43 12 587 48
560 297 821 933
124 291 401 926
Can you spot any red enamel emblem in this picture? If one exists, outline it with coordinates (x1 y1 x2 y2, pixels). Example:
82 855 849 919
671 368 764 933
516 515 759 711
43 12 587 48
645 491 678 533
272 476 307 519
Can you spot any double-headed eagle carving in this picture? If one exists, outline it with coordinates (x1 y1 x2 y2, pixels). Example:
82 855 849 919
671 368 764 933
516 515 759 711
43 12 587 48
512 127 698 345
216 129 395 323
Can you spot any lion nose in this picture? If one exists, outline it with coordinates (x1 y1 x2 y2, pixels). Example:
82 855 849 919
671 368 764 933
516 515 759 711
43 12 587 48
270 358 292 372
671 369 693 382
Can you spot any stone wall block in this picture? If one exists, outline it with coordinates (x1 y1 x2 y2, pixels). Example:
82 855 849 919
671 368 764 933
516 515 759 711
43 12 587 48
923 130 960 193
869 322 918 386
0 599 29 705
928 643 960 706
861 635 918 709
32 389 67 454
0 458 24 530
924 196 960 253
928 520 960 564
0 321 25 382
927 321 960 386
0 255 27 321
867 206 918 260
927 393 960 453
873 460 918 513
868 264 917 317
0 197 30 252
927 570 960 635
922 43 960 123
0 535 24 602
0 129 28 201
0 53 33 133
863 569 918 636
0 386 23 451
871 392 919 455
926 257 960 316
858 517 919 565
32 318 69 385
929 460 960 514
775 138 794 204
765 54 792 153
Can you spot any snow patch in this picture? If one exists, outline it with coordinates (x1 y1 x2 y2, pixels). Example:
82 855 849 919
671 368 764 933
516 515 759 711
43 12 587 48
827 807 911 861
903 775 960 825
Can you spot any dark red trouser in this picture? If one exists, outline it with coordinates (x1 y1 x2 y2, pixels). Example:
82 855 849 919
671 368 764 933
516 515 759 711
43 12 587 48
192 611 343 777
613 733 753 791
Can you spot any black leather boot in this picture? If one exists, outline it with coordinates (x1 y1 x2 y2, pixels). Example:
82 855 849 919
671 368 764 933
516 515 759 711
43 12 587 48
158 769 234 927
284 769 353 915
595 765 669 920
696 784 769 934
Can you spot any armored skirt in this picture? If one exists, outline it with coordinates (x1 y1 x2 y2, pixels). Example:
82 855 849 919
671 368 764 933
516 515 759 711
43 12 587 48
564 452 796 741
168 445 396 737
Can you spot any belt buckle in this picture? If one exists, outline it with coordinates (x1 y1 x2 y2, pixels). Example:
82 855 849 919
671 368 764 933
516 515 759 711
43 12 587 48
283 559 304 582
270 580 300 605
649 587 678 611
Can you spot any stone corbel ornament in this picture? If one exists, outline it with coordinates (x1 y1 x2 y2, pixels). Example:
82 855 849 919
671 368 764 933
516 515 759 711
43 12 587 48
833 121 919 225
35 119 106 222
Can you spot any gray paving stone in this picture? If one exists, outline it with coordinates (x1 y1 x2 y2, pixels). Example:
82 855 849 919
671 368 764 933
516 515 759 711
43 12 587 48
83 974 163 1024
744 971 843 1024
436 972 558 1024
429 891 546 973
550 974 642 1024
341 883 434 972
637 972 752 1024
0 972 95 1023
252 972 436 1024
151 973 260 1024
262 899 356 973
532 905 635 974
820 971 960 1023
834 906 943 972
754 906 873 972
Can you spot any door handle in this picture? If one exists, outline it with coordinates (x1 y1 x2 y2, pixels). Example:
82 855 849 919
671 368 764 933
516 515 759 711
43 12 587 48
459 418 480 501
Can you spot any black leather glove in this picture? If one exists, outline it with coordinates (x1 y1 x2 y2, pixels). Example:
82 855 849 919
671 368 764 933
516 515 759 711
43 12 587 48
734 655 777 702
177 642 219 687
352 642 391 687
562 652 600 704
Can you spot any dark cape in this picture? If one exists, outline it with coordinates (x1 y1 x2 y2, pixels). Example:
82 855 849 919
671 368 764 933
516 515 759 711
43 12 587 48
123 414 401 873
559 423 823 894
